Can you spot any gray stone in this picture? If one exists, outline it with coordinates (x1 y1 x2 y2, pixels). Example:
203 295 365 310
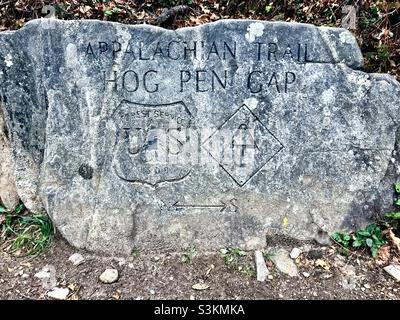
0 107 19 210
270 248 299 277
47 287 70 300
384 264 400 282
255 250 269 281
68 253 85 266
289 247 302 259
0 19 399 254
99 268 119 284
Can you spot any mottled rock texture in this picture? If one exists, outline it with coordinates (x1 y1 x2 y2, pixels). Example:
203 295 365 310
0 19 399 254
0 106 19 210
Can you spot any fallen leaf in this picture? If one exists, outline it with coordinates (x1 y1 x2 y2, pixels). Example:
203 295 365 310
376 245 391 265
315 259 330 270
387 229 400 253
192 283 210 291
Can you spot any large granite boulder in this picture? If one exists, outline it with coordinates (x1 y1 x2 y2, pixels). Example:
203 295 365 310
0 19 399 254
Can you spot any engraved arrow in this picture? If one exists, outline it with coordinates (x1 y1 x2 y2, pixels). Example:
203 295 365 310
172 200 227 212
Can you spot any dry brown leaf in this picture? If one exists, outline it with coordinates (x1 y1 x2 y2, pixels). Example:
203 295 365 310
388 229 400 254
315 259 330 270
376 245 391 265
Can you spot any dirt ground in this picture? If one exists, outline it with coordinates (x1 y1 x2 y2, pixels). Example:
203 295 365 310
0 235 399 300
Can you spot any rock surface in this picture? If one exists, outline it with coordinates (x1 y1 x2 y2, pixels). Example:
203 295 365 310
270 248 299 277
0 107 19 210
0 19 399 254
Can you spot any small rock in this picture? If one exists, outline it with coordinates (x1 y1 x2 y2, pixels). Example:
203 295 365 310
34 268 50 279
364 283 371 289
21 273 29 279
68 253 85 266
150 289 155 295
270 248 298 277
192 283 210 291
190 295 195 300
99 269 119 284
267 275 274 280
290 248 302 259
255 250 269 282
47 287 69 300
302 272 310 278
128 263 134 269
384 264 400 282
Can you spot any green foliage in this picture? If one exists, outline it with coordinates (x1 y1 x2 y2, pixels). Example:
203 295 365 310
219 247 246 266
1 202 54 257
262 250 274 261
104 7 121 17
377 44 391 61
359 6 381 29
385 212 400 220
219 247 254 277
332 224 386 257
265 5 273 14
181 246 198 264
131 248 140 258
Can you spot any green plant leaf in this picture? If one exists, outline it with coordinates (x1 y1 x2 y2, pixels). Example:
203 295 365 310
356 230 370 237
395 183 400 194
366 238 373 247
352 238 363 247
14 203 24 214
371 246 378 258
265 5 273 13
385 212 400 220
0 205 8 213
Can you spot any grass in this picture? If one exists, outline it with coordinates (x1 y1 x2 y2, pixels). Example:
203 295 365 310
219 247 256 277
0 202 54 257
181 246 198 264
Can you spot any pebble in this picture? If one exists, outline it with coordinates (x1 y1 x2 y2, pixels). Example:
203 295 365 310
302 272 310 278
267 275 274 280
47 287 69 300
99 269 119 284
150 289 155 295
68 253 85 266
34 268 51 279
290 248 301 259
364 283 371 289
270 248 299 277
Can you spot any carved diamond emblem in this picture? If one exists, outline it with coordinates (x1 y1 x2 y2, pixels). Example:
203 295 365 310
202 104 284 186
